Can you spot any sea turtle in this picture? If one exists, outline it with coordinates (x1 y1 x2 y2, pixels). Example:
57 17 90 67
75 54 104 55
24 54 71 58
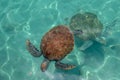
26 25 75 72
69 12 106 50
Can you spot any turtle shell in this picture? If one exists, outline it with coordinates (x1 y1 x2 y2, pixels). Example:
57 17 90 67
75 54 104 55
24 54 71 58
40 25 74 61
69 12 103 40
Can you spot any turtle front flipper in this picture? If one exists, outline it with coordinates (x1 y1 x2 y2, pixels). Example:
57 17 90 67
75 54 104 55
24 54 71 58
41 58 50 72
26 39 42 57
79 40 93 51
55 61 75 70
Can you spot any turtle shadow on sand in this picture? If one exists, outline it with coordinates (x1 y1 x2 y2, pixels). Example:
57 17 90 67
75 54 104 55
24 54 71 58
66 12 106 51
65 12 106 73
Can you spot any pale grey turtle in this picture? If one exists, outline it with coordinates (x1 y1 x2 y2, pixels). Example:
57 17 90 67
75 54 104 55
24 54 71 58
26 25 75 72
69 12 106 50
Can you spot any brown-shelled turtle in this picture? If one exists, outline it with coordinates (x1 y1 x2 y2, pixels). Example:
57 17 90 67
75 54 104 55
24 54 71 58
26 25 75 72
69 12 106 50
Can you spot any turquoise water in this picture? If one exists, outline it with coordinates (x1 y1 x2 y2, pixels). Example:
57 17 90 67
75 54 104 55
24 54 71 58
0 0 120 80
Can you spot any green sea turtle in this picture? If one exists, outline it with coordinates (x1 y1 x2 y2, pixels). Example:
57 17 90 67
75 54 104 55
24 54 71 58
69 12 106 50
26 25 75 72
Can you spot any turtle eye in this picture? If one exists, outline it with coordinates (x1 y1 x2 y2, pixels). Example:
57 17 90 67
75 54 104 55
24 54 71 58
73 30 83 34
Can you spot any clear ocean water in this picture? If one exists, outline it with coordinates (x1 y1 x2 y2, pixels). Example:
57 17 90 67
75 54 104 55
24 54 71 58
0 0 120 80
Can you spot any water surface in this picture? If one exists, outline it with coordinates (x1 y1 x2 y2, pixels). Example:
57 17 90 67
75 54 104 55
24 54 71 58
0 0 120 80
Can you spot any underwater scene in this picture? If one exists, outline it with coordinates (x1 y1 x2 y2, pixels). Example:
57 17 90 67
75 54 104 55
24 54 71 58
0 0 120 80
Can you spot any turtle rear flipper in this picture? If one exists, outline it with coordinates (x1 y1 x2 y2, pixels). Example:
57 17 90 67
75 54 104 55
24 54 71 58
55 61 75 70
26 39 42 57
41 58 50 72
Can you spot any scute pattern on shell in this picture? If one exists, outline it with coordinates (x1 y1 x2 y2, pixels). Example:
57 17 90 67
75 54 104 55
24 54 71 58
70 12 103 40
40 25 74 61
